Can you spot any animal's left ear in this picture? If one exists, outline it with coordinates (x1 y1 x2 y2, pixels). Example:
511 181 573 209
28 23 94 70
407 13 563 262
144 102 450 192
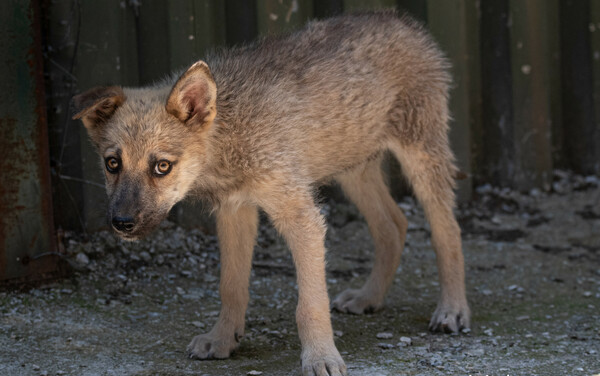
72 86 126 132
166 61 217 129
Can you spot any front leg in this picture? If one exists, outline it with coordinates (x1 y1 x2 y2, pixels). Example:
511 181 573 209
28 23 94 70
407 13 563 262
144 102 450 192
187 203 258 359
261 191 347 376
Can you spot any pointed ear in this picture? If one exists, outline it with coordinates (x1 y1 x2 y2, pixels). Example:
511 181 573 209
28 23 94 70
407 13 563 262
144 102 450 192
72 86 126 131
166 61 217 128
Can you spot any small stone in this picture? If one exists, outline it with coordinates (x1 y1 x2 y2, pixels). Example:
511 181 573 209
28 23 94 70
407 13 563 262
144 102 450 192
75 252 89 266
377 342 395 349
247 371 263 375
482 289 493 296
399 336 412 346
140 251 151 262
461 328 471 334
32 365 40 371
483 328 493 336
467 348 485 357
583 291 592 298
334 330 343 337
516 315 530 321
191 321 205 328
376 332 393 339
176 287 186 295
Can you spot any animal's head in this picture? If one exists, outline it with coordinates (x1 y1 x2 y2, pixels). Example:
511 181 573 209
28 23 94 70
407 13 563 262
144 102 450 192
72 61 217 240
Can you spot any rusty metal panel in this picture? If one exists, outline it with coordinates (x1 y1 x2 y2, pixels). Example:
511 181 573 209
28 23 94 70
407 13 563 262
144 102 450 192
0 0 58 283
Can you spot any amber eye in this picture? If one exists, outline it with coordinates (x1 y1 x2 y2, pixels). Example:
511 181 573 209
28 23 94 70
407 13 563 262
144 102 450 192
154 160 172 176
105 157 120 174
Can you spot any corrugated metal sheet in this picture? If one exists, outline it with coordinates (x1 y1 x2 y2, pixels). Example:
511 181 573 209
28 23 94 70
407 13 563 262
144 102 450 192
0 0 60 284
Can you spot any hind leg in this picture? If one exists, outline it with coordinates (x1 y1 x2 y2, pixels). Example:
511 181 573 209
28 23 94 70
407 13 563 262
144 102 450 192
332 157 408 314
391 144 470 333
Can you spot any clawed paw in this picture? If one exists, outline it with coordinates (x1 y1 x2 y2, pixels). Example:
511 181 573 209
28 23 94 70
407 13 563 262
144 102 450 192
331 288 383 315
187 332 240 360
428 304 471 333
302 351 347 376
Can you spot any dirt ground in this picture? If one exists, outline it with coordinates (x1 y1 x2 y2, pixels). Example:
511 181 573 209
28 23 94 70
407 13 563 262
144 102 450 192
1 170 599 376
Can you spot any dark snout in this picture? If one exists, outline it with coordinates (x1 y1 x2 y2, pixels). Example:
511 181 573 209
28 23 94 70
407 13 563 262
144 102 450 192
112 216 136 233
107 176 172 239
108 179 143 238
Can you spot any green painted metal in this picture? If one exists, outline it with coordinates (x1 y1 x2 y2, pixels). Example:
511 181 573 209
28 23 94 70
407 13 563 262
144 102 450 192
480 0 515 187
397 0 427 22
344 0 395 11
256 0 313 36
0 0 57 282
167 0 226 71
428 0 474 201
547 0 563 169
560 0 600 174
509 0 553 190
590 0 600 173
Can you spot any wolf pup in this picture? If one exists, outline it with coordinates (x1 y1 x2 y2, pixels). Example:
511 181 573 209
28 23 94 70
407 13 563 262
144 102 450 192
73 11 470 376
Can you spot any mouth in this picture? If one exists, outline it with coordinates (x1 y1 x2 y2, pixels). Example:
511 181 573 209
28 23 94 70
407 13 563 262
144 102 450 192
114 231 141 241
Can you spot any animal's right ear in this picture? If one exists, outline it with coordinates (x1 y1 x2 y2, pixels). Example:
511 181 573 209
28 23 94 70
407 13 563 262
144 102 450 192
72 86 126 133
166 61 217 129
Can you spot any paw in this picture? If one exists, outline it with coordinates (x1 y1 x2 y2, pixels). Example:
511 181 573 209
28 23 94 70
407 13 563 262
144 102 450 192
302 348 347 376
186 331 241 360
428 303 471 333
331 288 383 314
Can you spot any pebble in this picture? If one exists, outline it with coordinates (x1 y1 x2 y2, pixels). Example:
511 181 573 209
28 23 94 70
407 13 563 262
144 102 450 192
76 252 90 266
247 371 263 375
398 336 412 346
376 332 393 339
483 329 494 336
377 342 395 349
508 285 525 293
191 321 205 328
140 251 151 262
467 348 485 357
334 330 343 337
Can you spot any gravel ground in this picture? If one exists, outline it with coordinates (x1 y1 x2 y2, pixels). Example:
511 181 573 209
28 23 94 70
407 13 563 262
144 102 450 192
1 170 600 376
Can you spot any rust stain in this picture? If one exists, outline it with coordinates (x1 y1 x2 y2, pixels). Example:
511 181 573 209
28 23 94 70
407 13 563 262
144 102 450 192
0 0 57 282
0 117 24 279
30 0 56 256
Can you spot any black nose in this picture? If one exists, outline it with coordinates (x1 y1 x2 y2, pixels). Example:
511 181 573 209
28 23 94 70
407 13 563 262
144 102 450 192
112 216 135 233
